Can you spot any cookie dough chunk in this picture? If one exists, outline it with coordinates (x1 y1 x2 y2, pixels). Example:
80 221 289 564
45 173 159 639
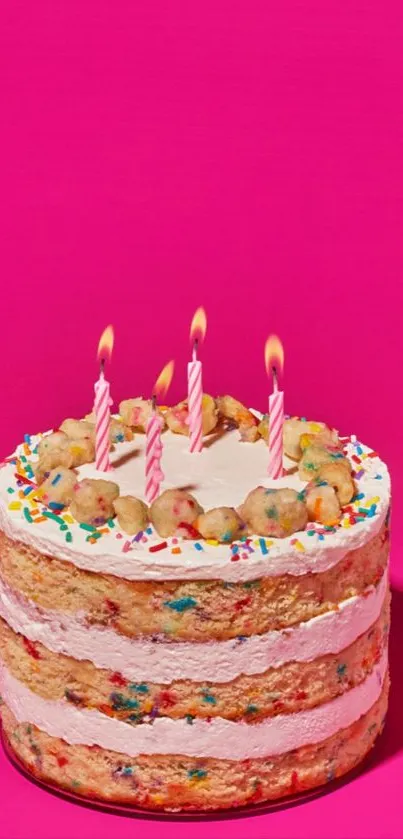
70 478 119 526
35 431 95 483
299 431 342 455
298 440 351 482
35 432 74 483
113 496 149 535
109 418 134 443
217 395 260 442
165 395 218 437
305 483 342 526
60 419 95 441
37 431 71 460
119 399 163 433
317 462 355 505
39 467 78 510
200 394 219 435
257 414 269 442
85 413 134 443
150 489 204 538
284 419 339 462
164 401 189 436
298 444 347 482
240 486 308 538
196 507 245 542
67 438 95 467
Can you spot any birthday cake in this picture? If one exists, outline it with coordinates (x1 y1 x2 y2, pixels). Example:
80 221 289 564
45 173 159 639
0 396 390 812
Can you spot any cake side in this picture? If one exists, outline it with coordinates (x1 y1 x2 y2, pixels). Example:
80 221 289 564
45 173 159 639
0 523 389 641
0 587 390 722
0 675 389 811
0 535 390 810
0 563 388 682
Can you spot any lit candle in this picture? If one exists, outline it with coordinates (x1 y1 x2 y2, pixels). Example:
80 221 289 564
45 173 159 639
145 361 174 503
145 400 164 504
265 335 285 479
188 307 207 453
94 325 114 472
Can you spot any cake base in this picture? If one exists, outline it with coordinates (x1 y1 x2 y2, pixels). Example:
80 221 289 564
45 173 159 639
0 676 388 815
0 725 384 821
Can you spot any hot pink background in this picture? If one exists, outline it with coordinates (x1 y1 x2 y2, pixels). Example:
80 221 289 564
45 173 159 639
1 1 403 837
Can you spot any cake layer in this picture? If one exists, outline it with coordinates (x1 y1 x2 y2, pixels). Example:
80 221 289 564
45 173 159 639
0 678 388 810
0 593 388 722
0 526 389 641
0 651 387 759
0 434 390 582
0 569 388 683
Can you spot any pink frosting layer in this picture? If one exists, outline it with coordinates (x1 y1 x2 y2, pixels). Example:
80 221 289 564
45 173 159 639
0 652 387 760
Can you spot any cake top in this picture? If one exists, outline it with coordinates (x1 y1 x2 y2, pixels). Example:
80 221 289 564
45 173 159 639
0 398 390 582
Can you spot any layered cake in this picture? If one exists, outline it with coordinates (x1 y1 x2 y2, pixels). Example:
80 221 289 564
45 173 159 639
0 396 390 812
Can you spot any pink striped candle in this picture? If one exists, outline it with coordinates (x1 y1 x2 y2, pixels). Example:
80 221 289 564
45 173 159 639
94 326 114 472
145 361 174 503
268 368 284 478
145 403 165 504
265 335 285 479
188 342 203 453
188 307 207 453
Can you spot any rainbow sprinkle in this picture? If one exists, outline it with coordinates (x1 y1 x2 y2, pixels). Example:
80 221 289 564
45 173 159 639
8 501 21 511
149 541 168 553
43 511 65 525
291 539 305 552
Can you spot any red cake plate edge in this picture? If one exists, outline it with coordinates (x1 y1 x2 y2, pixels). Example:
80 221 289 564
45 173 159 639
1 726 381 822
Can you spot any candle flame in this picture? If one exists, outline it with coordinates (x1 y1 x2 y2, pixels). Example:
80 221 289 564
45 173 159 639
97 325 115 363
264 335 284 376
190 307 207 345
154 360 175 401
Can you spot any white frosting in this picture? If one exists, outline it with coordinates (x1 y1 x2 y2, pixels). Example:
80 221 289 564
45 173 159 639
0 424 390 582
0 651 387 759
0 571 388 684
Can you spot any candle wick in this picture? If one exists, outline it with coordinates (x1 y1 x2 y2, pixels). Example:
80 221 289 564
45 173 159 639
272 365 278 391
151 394 157 413
100 357 105 376
192 338 199 362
